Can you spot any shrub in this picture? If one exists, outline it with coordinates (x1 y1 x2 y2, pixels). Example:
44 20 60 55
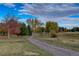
49 31 57 38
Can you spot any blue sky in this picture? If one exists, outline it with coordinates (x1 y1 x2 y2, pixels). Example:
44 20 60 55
0 3 79 29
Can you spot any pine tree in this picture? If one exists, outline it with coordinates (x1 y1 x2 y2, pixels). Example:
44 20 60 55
27 25 32 36
20 23 28 36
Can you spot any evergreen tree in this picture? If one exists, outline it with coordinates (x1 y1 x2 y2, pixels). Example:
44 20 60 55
27 25 32 36
20 23 28 36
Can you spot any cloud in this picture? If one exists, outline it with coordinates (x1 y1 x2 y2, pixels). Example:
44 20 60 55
63 24 77 26
18 19 26 22
61 23 79 28
18 3 79 18
61 24 79 29
62 17 79 21
18 3 79 28
3 3 16 8
37 16 79 24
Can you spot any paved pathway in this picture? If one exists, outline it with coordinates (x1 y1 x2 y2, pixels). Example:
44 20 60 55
27 36 79 56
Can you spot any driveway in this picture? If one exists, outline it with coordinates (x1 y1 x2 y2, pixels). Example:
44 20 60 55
27 36 79 56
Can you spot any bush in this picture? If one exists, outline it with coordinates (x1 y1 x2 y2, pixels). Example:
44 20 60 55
0 31 7 36
50 33 57 38
49 31 57 38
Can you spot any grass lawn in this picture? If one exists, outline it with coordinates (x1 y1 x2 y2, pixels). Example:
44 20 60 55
35 32 79 51
0 36 51 56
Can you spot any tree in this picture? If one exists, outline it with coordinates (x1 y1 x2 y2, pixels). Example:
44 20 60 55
45 21 59 38
46 21 59 33
35 27 45 34
59 27 64 32
3 15 21 38
71 27 79 32
0 23 7 35
20 23 28 36
27 25 32 35
27 18 41 32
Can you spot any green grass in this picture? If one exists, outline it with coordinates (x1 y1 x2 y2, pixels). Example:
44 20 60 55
35 32 79 51
0 36 51 56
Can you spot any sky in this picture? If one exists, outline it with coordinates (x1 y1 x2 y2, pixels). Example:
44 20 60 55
0 3 79 29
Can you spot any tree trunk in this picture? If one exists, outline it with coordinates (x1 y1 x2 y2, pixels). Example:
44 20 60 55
8 29 10 39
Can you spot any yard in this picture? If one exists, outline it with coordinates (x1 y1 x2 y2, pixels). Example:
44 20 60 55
35 32 79 51
0 36 50 56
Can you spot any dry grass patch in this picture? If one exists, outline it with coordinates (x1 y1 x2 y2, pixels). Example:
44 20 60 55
36 32 79 51
0 36 51 56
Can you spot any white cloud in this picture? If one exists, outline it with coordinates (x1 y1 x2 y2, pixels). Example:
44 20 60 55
18 18 26 22
18 3 79 18
61 23 79 28
3 3 16 8
62 17 79 21
37 16 79 23
63 23 77 26
18 3 79 28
